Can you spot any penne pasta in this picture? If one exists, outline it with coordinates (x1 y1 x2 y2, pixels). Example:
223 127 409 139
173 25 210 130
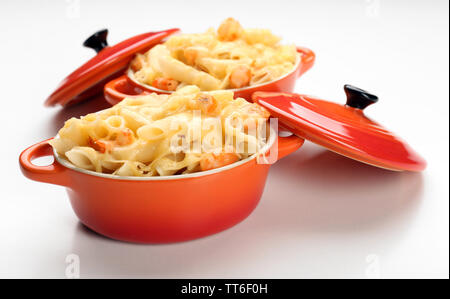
50 86 271 177
129 18 299 92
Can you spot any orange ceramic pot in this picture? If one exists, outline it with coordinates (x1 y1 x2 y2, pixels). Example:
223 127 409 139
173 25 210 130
104 47 315 106
19 133 304 244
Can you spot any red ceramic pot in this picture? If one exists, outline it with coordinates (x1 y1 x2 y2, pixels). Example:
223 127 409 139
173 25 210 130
19 132 304 244
104 47 315 106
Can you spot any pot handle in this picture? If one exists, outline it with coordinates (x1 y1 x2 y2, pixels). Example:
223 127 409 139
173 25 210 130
296 47 315 77
277 134 305 160
19 139 71 187
104 75 153 106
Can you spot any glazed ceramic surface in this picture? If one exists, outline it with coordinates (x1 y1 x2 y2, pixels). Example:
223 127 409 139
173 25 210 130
19 134 304 243
253 86 426 172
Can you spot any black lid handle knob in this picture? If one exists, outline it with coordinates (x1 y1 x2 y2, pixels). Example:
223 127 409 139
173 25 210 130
83 29 109 53
344 84 378 110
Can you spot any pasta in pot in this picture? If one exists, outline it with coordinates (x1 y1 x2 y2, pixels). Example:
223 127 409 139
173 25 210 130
50 86 271 177
130 18 299 91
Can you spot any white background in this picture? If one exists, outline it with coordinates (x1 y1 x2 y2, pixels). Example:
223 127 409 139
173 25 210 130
0 0 448 278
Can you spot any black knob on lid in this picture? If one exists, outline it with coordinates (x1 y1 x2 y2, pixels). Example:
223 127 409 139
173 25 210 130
83 29 109 53
344 84 378 110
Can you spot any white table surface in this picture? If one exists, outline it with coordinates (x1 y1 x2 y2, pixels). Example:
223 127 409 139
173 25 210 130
0 0 448 278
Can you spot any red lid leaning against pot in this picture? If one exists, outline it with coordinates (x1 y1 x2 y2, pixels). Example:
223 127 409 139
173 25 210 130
252 85 426 172
45 28 180 107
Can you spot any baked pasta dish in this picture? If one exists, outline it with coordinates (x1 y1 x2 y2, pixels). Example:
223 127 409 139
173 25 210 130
130 18 299 92
50 86 271 177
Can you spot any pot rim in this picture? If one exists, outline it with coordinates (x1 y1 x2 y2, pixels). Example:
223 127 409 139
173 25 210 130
53 126 277 181
126 53 301 94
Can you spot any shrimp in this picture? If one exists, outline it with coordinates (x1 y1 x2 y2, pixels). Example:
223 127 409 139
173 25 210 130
217 18 243 41
184 47 198 66
242 104 271 130
229 65 251 89
89 128 134 153
114 128 134 146
88 137 113 154
183 46 210 66
130 54 145 72
152 78 179 91
189 93 218 114
246 104 271 119
200 152 240 171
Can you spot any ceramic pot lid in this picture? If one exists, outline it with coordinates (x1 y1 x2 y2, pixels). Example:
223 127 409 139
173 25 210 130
45 28 179 107
252 85 426 171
